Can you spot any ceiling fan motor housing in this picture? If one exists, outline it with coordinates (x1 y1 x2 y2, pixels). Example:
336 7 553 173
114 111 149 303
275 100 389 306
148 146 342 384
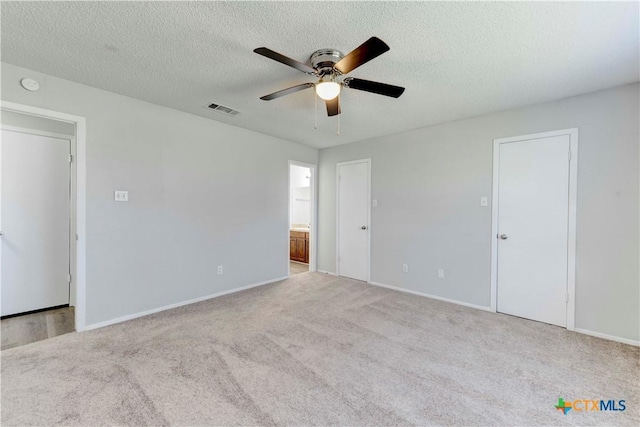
310 49 344 75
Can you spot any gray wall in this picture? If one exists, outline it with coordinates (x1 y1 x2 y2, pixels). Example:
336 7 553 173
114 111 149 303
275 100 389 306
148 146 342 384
2 60 637 342
1 62 318 327
318 83 639 342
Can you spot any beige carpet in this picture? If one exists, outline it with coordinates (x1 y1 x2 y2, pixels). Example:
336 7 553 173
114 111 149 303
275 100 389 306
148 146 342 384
1 272 638 426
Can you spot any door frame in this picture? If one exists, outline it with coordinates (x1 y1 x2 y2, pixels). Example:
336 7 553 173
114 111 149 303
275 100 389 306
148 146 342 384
336 158 371 282
288 160 317 275
0 125 75 312
490 128 578 330
1 101 87 332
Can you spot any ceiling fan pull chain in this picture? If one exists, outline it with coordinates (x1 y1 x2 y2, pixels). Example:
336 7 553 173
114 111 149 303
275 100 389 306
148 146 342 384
336 95 341 136
314 92 318 130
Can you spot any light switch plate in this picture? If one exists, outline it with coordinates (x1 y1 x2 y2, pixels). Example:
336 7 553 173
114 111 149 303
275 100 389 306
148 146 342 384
480 196 488 207
372 199 378 207
114 191 129 202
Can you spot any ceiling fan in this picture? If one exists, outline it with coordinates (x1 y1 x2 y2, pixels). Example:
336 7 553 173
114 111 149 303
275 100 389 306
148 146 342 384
254 37 405 117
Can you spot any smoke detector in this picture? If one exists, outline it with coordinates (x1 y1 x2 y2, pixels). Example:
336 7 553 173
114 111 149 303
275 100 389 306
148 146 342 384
20 78 40 91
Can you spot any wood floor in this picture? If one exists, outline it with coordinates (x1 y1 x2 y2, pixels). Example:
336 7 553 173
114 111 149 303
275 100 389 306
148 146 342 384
289 261 308 275
1 306 75 350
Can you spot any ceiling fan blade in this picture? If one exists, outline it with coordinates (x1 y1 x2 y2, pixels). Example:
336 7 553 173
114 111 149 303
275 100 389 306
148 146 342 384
326 97 341 116
260 83 315 101
343 77 405 98
254 47 316 75
334 37 390 75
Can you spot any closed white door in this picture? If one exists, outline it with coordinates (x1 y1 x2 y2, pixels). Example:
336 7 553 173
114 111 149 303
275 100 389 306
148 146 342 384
337 160 370 281
496 135 570 327
1 129 71 316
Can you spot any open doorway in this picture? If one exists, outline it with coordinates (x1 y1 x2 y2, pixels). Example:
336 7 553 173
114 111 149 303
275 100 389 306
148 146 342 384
1 102 86 348
289 161 316 276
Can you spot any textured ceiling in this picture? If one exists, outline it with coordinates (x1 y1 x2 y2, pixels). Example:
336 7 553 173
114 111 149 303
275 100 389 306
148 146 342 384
1 1 638 149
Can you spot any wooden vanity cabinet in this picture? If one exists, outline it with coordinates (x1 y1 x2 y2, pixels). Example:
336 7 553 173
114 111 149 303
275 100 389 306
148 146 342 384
290 230 309 264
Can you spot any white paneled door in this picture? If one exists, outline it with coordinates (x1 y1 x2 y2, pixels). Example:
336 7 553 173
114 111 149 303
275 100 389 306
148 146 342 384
337 159 370 282
496 134 571 327
1 129 71 316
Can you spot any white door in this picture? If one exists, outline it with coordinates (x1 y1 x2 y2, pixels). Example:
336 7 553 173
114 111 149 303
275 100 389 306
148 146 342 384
496 135 570 327
1 129 71 316
337 160 370 281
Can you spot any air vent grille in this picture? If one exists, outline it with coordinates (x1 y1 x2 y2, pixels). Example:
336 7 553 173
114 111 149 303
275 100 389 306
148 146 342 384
208 103 240 116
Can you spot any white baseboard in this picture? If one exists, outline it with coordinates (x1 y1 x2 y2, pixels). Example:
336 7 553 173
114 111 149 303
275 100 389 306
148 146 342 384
574 328 639 347
368 282 639 347
368 281 492 312
316 270 336 276
79 275 639 348
81 276 288 331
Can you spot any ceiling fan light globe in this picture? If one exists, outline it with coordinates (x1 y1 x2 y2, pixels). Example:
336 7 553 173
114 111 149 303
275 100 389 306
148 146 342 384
315 81 341 100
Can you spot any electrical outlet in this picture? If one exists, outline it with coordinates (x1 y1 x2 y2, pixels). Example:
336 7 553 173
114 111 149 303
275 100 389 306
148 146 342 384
480 196 488 207
217 265 223 275
114 190 128 202
373 199 378 207
402 264 409 273
437 269 445 279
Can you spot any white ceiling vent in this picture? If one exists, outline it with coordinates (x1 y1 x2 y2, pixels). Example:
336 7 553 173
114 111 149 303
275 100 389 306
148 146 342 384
208 103 240 116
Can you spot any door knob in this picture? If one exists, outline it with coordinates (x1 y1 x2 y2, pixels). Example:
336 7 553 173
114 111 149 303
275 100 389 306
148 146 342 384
361 226 368 230
499 234 508 240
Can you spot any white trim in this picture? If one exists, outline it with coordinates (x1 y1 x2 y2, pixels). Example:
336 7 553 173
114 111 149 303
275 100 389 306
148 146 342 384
0 124 74 141
490 128 578 331
288 160 317 274
316 270 337 276
336 158 371 282
369 281 492 312
84 276 288 331
1 101 87 332
566 131 578 331
368 280 639 347
574 328 640 347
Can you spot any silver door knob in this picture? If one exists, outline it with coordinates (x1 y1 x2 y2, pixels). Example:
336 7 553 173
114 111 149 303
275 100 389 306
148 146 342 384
499 234 508 240
361 226 368 230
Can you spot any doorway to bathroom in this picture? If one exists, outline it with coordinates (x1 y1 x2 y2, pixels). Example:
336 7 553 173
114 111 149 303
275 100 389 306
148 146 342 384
288 161 316 276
